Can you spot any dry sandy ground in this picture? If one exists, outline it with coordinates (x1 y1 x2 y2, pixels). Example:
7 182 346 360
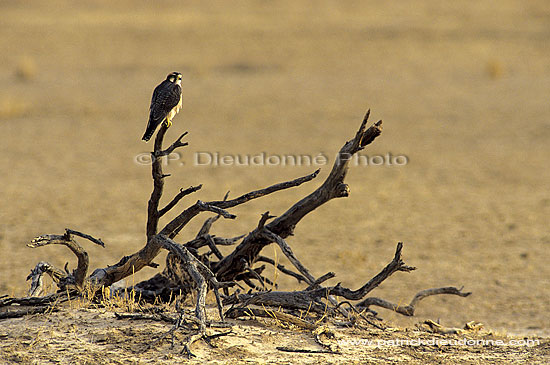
1 0 549 362
1 306 548 364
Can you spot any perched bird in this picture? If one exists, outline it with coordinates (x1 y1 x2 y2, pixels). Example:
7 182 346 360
142 72 183 142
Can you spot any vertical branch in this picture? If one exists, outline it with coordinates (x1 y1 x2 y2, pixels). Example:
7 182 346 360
146 125 169 240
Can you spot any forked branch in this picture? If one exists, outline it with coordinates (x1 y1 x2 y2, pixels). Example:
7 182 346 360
27 228 104 290
223 242 415 314
156 131 189 157
160 169 320 238
4 106 472 358
214 111 383 282
159 185 202 217
356 287 472 316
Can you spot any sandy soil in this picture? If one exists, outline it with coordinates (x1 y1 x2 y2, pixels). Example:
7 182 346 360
1 306 548 364
1 0 549 362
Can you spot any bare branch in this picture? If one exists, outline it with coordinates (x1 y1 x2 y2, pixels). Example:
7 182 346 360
256 256 307 283
190 191 230 252
155 131 189 157
227 242 413 308
260 229 348 315
0 306 61 320
223 290 328 313
26 262 66 297
65 229 105 247
211 169 320 210
196 215 220 238
241 261 267 289
185 235 244 250
214 112 383 282
196 201 236 219
159 185 203 217
261 229 316 285
0 292 69 307
166 201 236 239
145 124 170 240
161 169 320 238
223 242 419 315
258 211 276 229
305 272 336 290
308 242 415 301
28 234 92 290
267 115 383 236
356 286 472 316
204 235 224 260
157 235 236 322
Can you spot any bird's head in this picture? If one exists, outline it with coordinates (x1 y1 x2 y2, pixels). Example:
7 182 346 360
167 72 183 85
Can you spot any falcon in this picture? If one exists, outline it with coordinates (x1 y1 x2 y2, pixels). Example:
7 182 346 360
142 72 183 142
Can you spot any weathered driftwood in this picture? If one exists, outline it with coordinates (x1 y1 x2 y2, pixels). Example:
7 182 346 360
65 123 316 294
224 242 408 314
0 292 70 319
0 108 472 355
0 305 60 320
26 262 65 297
212 111 383 283
9 110 380 299
224 243 469 322
26 228 105 295
356 286 472 316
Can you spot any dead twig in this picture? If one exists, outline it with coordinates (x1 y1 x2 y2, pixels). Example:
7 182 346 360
65 229 105 247
357 286 472 316
159 185 203 217
161 169 320 239
276 347 339 354
256 256 307 283
155 131 189 158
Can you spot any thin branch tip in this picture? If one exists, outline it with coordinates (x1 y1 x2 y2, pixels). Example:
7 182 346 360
65 228 105 247
364 108 371 120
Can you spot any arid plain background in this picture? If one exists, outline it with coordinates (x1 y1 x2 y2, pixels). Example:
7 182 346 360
1 0 549 343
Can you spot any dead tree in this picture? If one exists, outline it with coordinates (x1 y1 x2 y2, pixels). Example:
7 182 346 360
0 109 470 353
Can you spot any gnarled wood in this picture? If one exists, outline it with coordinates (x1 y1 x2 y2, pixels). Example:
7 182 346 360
1 106 472 358
357 286 472 316
223 242 416 314
213 111 383 282
27 228 103 290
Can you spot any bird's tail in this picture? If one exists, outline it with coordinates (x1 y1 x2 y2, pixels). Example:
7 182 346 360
142 119 159 142
142 128 154 142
